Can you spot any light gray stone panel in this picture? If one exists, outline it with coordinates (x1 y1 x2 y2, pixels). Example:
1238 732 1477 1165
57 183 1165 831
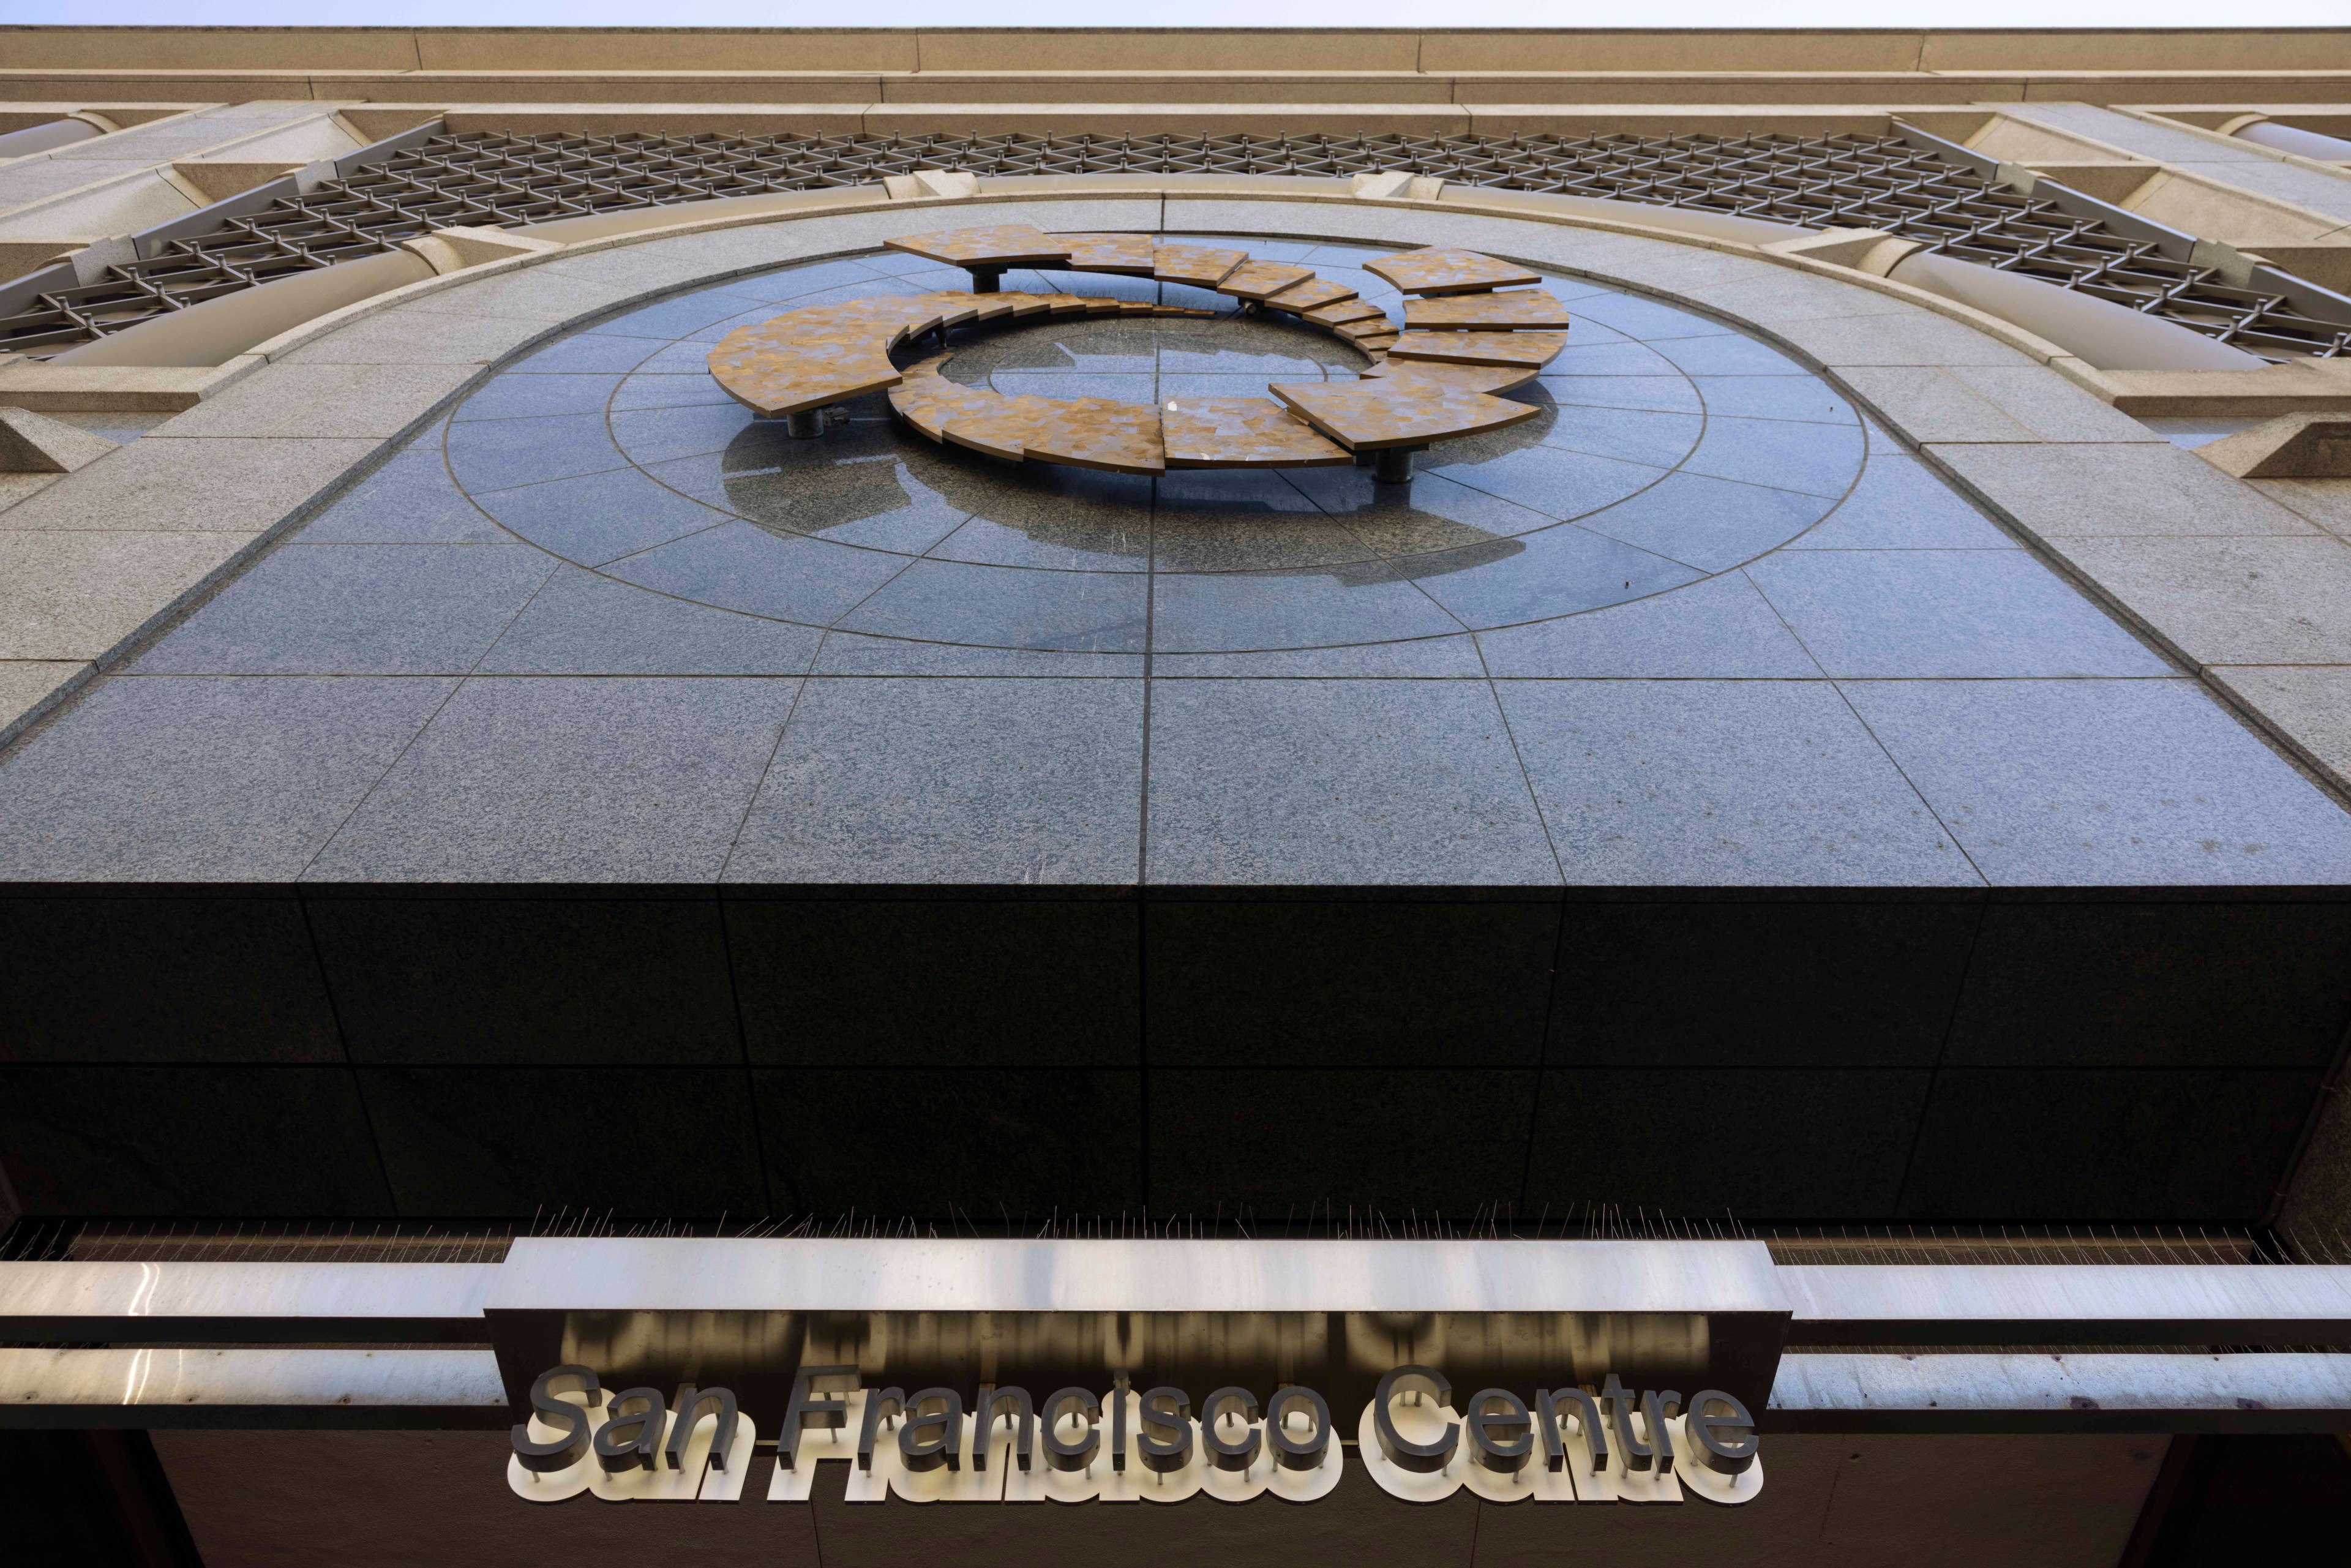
1937 366 2167 443
1843 678 2351 886
155 364 479 441
392 271 640 325
2048 534 2351 667
1685 271 1920 326
1499 677 1978 888
1150 638 1482 678
1771 312 2041 369
2175 156 2351 220
0 658 88 740
0 407 118 473
276 310 553 367
0 531 254 660
476 566 825 677
811 634 1146 677
0 437 381 533
131 544 557 677
1928 441 2317 539
729 675 1146 885
1547 244 1776 296
1835 368 2043 444
1145 677 1558 887
309 676 802 883
2208 665 2351 795
1856 364 2166 446
0 674 454 882
1788 454 2020 551
0 473 61 511
1475 569 1823 678
2253 478 2351 544
1686 374 1849 422
1999 103 2351 222
539 250 749 296
1745 549 2173 679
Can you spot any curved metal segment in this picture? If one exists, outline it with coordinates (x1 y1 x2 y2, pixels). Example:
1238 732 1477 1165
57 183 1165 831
885 223 1073 268
1270 377 1542 454
1404 290 1578 331
1367 247 1544 296
707 288 1136 418
1162 397 1355 469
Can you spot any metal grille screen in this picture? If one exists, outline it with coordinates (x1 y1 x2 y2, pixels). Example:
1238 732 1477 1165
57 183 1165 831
7 129 2347 359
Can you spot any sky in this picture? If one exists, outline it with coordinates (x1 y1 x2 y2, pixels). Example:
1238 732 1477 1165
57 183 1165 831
9 1 2351 26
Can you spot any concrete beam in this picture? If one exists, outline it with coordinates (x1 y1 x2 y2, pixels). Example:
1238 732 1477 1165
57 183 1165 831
0 1259 496 1342
3 1341 2348 1435
1769 1352 2351 1434
0 1347 509 1429
1781 1263 2351 1346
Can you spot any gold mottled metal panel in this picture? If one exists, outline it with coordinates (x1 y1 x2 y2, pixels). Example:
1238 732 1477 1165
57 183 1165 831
1217 261 1316 302
1269 377 1540 452
1365 248 1543 296
1303 298 1388 328
1161 396 1353 469
708 291 1021 417
1403 290 1575 331
1153 244 1248 288
1262 277 1361 314
1021 397 1167 476
707 321 906 417
888 291 989 330
985 291 1070 319
885 223 1072 267
1052 231 1157 274
1390 329 1570 369
1363 359 1542 395
933 393 1168 476
942 394 1059 462
887 358 1008 442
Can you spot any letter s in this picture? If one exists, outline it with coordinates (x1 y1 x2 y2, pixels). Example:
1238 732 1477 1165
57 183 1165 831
512 1365 601 1474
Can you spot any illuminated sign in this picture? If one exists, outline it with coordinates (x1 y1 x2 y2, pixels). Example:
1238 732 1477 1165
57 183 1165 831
506 1362 1762 1507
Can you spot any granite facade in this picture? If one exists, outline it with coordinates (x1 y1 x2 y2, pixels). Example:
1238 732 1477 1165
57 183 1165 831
4 239 2349 1227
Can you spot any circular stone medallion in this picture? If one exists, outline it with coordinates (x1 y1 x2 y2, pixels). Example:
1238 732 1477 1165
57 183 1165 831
440 235 1865 659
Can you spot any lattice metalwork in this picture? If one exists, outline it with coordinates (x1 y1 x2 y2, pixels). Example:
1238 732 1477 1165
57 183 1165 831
6 129 2348 358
